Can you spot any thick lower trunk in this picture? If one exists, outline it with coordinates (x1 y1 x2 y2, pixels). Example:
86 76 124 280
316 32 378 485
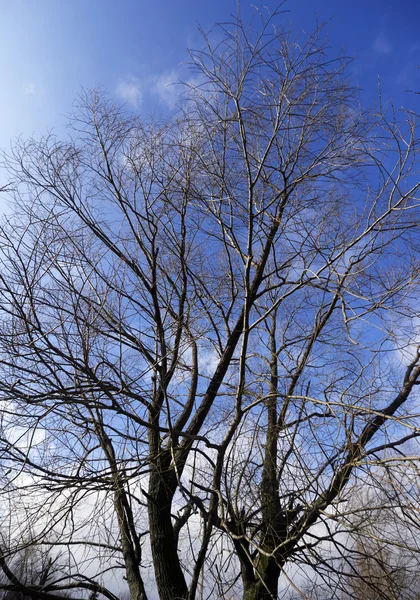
97 423 148 600
242 557 281 600
148 470 188 600
117 513 148 600
242 319 283 600
122 560 148 600
113 479 148 600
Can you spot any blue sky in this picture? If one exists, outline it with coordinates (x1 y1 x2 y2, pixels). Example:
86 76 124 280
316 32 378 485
0 0 419 199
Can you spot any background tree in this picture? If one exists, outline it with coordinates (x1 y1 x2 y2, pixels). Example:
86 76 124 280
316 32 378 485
287 471 420 599
0 545 70 600
341 469 420 600
0 6 420 600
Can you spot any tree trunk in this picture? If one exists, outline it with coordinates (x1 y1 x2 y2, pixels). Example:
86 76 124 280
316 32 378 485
98 423 148 600
148 468 188 600
114 488 148 600
242 557 281 600
242 317 284 600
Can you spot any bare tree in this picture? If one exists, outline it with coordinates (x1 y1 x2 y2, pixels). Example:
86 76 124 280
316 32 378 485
0 6 420 600
287 472 420 599
338 470 420 600
0 545 70 600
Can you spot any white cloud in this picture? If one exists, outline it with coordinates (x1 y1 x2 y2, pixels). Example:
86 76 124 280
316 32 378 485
116 75 143 108
409 42 420 55
23 83 36 96
372 34 393 55
115 70 208 111
152 70 180 108
393 314 420 367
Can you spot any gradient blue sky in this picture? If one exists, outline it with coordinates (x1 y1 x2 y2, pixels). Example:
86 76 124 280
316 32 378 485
1 0 420 199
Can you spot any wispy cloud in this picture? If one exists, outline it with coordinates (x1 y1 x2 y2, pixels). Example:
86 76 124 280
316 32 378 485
409 42 420 55
115 70 206 111
151 71 209 109
23 83 37 96
152 70 180 108
372 34 393 55
116 75 143 108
